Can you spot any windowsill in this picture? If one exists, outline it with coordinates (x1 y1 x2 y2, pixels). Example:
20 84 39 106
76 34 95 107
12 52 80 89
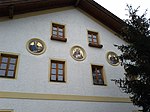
0 76 15 79
50 80 66 83
93 83 107 86
88 43 103 48
51 36 67 42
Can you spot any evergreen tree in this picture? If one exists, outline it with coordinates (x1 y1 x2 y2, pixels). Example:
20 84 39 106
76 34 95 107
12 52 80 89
114 5 150 112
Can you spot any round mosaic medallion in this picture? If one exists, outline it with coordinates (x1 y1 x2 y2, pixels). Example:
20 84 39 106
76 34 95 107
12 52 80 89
106 51 119 66
70 46 86 61
26 38 46 55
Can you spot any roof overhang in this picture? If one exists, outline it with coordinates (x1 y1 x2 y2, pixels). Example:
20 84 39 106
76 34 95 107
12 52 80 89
0 0 125 35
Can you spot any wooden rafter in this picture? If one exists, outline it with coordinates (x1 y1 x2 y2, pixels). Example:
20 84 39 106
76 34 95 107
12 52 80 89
9 5 14 19
0 0 125 36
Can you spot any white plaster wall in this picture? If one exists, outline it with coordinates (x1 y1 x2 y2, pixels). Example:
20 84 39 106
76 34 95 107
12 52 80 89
0 7 127 97
0 99 136 112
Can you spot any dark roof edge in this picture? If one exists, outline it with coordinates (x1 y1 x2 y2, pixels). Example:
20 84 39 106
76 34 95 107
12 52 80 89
0 0 126 37
87 0 124 24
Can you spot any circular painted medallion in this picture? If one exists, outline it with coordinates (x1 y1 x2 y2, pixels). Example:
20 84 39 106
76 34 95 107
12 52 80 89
26 38 46 55
106 51 119 66
70 46 86 61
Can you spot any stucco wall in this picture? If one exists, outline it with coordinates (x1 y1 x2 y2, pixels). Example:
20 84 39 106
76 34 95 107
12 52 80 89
0 99 135 112
0 7 136 112
0 7 127 97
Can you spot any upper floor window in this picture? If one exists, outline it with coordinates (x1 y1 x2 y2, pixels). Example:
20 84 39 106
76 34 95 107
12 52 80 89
50 60 65 82
51 23 67 42
91 65 106 85
88 31 103 48
0 53 18 79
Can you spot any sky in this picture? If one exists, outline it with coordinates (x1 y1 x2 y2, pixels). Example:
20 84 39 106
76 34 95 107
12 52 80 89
94 0 150 19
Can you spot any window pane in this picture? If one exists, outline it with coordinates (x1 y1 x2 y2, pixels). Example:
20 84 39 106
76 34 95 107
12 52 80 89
51 75 56 80
93 38 97 42
9 64 15 70
0 70 6 76
98 79 104 85
59 36 63 38
10 58 16 64
58 76 63 81
52 63 56 68
58 28 63 32
53 31 57 35
92 67 96 74
58 64 63 69
93 35 97 39
53 27 57 30
93 78 97 84
7 71 14 77
58 70 63 75
92 73 96 77
93 75 96 80
2 57 8 63
98 74 102 79
88 37 92 42
97 69 101 74
88 34 92 38
52 34 57 38
0 63 7 69
51 69 56 74
58 32 63 37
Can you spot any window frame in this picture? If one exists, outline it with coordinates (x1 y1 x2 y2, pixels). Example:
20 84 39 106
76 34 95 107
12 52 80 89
91 64 107 86
51 23 67 42
87 31 103 48
0 53 19 79
50 60 66 82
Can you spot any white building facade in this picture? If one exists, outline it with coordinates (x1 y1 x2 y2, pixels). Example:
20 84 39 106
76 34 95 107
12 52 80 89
0 1 137 112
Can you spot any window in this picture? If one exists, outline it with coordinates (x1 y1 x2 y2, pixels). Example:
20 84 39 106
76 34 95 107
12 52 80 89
51 23 67 42
88 31 103 48
0 53 18 78
50 60 65 82
91 65 106 85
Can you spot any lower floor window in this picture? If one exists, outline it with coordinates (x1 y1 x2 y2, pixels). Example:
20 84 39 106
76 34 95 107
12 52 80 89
50 60 65 82
0 53 18 79
91 65 105 85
